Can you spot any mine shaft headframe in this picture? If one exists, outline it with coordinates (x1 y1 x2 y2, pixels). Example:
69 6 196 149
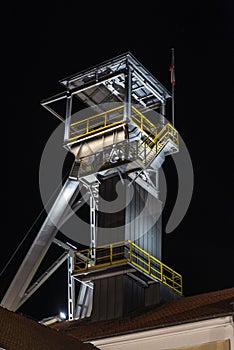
41 51 172 128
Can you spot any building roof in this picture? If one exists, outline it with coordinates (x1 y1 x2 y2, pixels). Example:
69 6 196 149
0 306 99 350
51 287 234 342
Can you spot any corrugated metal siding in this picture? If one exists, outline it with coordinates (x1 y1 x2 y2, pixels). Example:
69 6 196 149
97 173 162 259
91 275 123 321
125 179 162 260
123 275 144 314
91 275 166 321
97 174 126 246
92 173 163 321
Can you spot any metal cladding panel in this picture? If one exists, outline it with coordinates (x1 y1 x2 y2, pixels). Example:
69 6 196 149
97 174 126 246
123 275 144 314
125 180 162 260
144 282 161 307
159 283 182 302
91 275 164 321
91 275 123 321
92 173 164 321
97 173 162 257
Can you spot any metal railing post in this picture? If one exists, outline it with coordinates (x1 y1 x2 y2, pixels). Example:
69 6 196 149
129 241 132 262
73 253 76 271
144 143 146 166
110 244 113 264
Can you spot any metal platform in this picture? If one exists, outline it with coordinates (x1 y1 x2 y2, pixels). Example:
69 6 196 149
66 105 178 182
41 52 171 122
73 240 182 295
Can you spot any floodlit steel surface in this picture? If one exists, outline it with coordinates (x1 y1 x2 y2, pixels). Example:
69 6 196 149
5 52 181 320
75 283 93 319
73 240 183 295
41 52 172 122
66 105 157 146
77 121 178 179
68 252 75 320
68 105 125 143
17 252 69 309
1 178 79 311
60 52 171 99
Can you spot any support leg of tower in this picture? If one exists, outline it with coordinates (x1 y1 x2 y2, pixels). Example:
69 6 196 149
1 177 80 311
89 183 99 260
67 252 75 320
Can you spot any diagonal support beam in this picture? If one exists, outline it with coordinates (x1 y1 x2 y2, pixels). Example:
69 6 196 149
1 177 79 311
17 252 69 309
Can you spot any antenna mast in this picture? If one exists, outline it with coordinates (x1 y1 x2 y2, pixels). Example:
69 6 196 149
170 47 176 126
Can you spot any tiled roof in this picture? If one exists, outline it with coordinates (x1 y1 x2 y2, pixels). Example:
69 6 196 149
51 287 234 341
0 306 99 350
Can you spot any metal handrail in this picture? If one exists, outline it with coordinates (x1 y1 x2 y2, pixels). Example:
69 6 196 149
137 123 179 167
68 105 159 142
73 240 182 294
69 116 124 142
78 122 179 176
131 105 157 136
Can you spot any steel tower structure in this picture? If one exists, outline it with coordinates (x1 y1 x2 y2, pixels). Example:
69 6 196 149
2 53 182 320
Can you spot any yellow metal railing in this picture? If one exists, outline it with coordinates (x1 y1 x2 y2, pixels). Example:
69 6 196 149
136 123 179 166
130 241 182 294
74 240 128 270
74 240 182 294
68 105 158 142
69 106 124 142
131 105 157 136
156 123 178 148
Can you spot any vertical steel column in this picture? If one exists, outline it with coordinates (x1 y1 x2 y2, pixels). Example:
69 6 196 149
160 100 166 127
67 251 75 320
124 65 132 122
89 183 99 260
64 90 72 142
90 195 96 259
155 169 159 198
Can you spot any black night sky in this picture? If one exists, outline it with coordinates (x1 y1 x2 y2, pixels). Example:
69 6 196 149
4 1 234 321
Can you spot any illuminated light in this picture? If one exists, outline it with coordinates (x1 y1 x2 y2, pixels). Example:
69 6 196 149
59 312 66 320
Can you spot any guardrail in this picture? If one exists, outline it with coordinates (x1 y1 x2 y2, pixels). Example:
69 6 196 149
137 123 179 166
69 106 124 142
68 105 158 142
131 105 157 136
78 122 178 175
74 240 182 294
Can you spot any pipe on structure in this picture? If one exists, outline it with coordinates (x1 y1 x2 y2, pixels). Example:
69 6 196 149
1 177 80 311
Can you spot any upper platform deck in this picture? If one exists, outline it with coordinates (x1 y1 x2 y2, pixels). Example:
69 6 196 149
41 52 172 124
